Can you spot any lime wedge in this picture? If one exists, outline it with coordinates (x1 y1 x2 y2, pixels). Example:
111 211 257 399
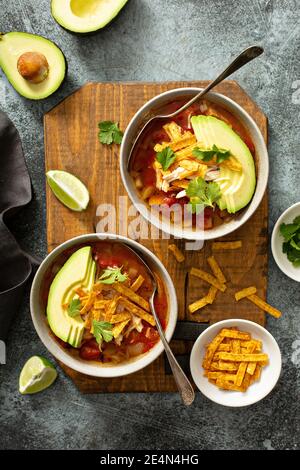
19 356 57 395
46 170 90 211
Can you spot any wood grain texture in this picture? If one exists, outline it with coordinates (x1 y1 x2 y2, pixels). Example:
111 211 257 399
44 81 268 393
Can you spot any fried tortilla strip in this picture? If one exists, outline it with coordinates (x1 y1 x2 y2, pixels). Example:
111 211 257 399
171 179 189 189
220 329 251 340
114 283 150 312
110 313 131 324
174 143 199 160
168 244 185 263
232 339 241 354
154 136 196 153
92 282 104 293
247 294 282 318
80 292 96 314
163 122 189 141
215 378 245 392
235 286 257 301
217 352 269 362
235 362 248 386
206 286 218 304
241 372 252 390
112 320 130 338
75 287 87 297
190 267 226 292
251 364 262 382
188 296 209 313
212 240 242 250
207 256 226 284
217 344 231 352
130 275 145 292
205 371 237 382
218 361 239 371
94 299 110 310
246 362 257 375
221 156 242 172
120 297 155 326
202 334 224 368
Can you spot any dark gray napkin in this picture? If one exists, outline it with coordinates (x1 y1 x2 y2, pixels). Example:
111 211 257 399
0 110 36 341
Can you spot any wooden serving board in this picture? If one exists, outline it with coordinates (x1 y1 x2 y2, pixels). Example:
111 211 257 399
44 81 268 393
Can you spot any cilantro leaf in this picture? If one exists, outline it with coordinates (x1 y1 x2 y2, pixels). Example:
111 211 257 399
93 320 113 344
280 215 300 267
98 121 123 145
156 146 176 171
186 177 221 214
67 298 81 318
99 266 128 284
192 144 231 164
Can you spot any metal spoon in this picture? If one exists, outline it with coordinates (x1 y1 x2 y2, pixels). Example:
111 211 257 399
127 45 263 169
124 243 195 406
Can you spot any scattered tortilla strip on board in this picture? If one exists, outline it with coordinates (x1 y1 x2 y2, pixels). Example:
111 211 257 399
168 244 185 263
206 285 218 304
235 286 257 301
247 294 282 318
212 240 242 250
190 267 226 292
188 296 209 313
207 256 226 284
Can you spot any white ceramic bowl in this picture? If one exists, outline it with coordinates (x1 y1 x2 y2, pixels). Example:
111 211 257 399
120 87 269 240
30 233 177 378
190 319 281 407
271 202 300 282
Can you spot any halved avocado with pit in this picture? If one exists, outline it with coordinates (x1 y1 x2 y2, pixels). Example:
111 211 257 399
0 32 66 100
51 0 129 34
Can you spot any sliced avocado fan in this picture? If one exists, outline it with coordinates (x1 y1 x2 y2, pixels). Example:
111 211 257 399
0 32 66 100
191 115 256 214
47 246 96 348
51 0 129 34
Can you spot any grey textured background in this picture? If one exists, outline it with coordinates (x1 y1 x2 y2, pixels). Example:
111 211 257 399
0 0 300 451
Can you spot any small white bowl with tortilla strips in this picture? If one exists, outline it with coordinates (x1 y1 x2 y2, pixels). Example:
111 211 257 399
190 319 281 407
120 88 269 240
30 233 177 378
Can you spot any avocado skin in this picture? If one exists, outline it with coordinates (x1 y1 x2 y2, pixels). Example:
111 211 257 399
51 0 131 36
0 32 68 100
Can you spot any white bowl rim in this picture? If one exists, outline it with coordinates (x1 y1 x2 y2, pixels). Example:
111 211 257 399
120 87 269 240
30 233 178 378
271 201 300 282
190 318 282 407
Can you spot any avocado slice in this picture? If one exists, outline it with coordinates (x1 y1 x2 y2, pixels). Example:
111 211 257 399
51 0 129 33
47 246 96 348
191 115 256 213
0 32 66 100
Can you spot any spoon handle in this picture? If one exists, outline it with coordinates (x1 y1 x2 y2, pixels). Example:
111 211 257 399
150 299 195 406
168 45 264 117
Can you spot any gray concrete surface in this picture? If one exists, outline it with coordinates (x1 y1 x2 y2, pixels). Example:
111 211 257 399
0 0 299 450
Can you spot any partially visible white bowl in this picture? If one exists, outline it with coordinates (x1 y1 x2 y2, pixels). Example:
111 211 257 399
120 87 269 240
30 233 177 378
190 319 281 407
271 202 300 282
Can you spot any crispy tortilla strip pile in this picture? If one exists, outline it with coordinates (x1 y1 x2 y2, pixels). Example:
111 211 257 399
66 275 155 341
203 328 268 392
188 256 226 315
235 286 282 318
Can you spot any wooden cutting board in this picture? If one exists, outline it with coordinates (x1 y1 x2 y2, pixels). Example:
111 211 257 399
44 81 268 393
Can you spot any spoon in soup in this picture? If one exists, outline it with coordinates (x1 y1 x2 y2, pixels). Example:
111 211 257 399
124 243 195 406
127 45 263 169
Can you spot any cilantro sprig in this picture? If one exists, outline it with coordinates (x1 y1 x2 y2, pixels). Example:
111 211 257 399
280 216 300 267
93 320 113 344
67 298 81 318
156 146 176 171
98 121 123 145
99 266 128 284
186 177 221 214
193 144 231 164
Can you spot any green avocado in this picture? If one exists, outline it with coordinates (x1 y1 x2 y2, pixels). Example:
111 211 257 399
0 32 66 100
191 115 256 214
47 246 96 348
51 0 129 34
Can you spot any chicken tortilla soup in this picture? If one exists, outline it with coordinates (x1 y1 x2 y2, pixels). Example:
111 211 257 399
130 99 256 230
42 242 168 364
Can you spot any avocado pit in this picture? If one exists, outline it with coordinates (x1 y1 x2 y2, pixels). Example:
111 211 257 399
17 51 49 84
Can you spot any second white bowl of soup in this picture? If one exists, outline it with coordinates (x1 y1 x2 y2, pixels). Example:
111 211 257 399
30 234 177 378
